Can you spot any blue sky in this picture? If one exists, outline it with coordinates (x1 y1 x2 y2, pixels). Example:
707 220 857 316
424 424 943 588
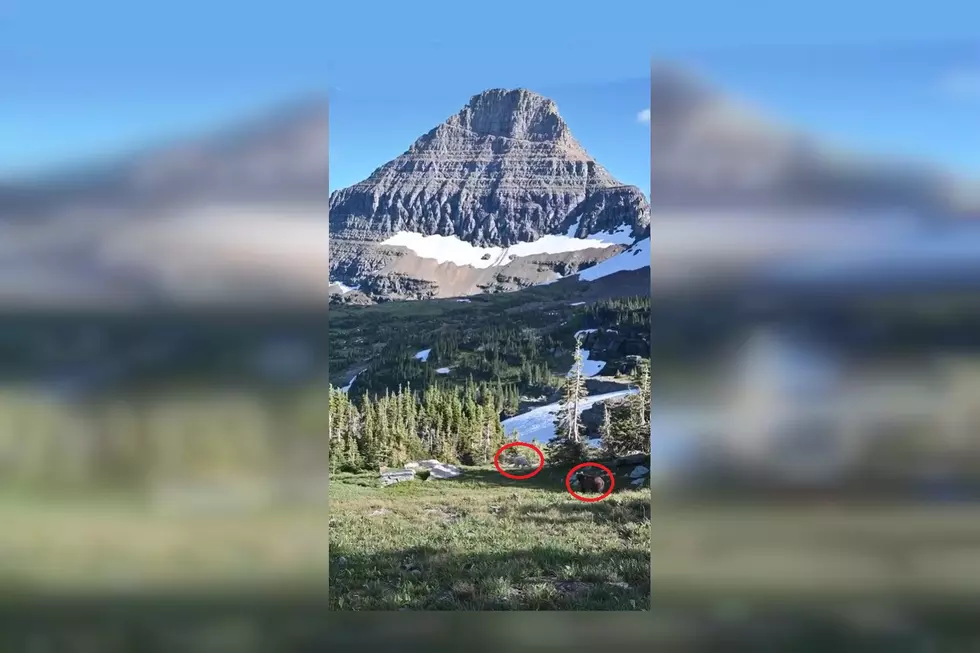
1 0 978 189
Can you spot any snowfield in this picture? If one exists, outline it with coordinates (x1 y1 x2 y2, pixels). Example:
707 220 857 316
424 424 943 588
414 349 431 362
340 371 361 393
578 237 650 281
564 219 635 247
331 281 360 294
562 350 607 378
502 389 637 443
380 228 630 269
592 224 635 246
436 367 451 374
577 351 606 377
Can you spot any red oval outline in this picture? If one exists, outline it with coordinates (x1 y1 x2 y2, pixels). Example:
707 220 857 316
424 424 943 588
493 442 545 480
565 462 615 502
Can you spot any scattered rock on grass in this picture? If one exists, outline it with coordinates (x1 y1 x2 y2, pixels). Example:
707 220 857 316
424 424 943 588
401 459 462 479
380 469 416 486
629 465 650 479
417 459 462 479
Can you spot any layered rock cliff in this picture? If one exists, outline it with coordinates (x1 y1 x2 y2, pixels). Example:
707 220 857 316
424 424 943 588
328 88 650 298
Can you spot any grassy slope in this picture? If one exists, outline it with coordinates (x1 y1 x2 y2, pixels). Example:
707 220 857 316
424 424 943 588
328 466 651 610
7 484 980 644
8 490 980 611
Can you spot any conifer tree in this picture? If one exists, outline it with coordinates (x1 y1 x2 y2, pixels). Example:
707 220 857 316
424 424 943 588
630 357 651 428
548 334 590 465
599 357 652 456
599 400 614 458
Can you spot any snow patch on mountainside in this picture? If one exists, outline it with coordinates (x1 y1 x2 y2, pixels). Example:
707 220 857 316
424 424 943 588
502 389 637 443
578 238 650 281
570 351 606 378
331 281 360 294
590 223 635 247
380 228 630 269
340 371 360 393
414 349 431 361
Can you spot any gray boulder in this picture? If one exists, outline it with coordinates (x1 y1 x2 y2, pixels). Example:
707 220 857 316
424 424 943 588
380 469 416 486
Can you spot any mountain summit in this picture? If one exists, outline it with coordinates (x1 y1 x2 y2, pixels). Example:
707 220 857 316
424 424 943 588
329 88 649 299
440 88 572 143
329 88 648 248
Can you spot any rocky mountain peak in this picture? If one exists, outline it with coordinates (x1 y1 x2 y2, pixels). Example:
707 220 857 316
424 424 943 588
448 88 567 143
328 87 650 299
330 87 646 249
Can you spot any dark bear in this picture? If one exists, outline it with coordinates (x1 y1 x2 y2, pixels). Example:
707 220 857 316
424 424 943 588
592 475 606 494
576 472 606 494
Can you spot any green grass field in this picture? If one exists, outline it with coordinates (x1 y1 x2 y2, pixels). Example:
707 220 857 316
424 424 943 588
5 477 980 630
328 466 651 610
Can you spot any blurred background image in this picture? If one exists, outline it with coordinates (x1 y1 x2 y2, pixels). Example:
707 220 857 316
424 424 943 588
2 0 978 649
0 7 335 612
647 41 980 645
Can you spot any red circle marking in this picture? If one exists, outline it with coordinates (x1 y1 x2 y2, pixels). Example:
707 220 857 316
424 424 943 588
493 442 545 480
565 462 615 502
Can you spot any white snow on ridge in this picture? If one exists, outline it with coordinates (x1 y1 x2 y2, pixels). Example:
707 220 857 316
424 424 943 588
414 349 431 361
502 389 637 443
380 229 628 269
331 281 360 294
575 328 598 338
578 238 650 282
569 301 586 306
436 367 452 374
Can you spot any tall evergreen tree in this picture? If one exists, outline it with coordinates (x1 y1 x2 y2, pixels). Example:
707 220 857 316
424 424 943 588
630 357 651 428
600 357 652 456
599 401 614 458
548 334 590 465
